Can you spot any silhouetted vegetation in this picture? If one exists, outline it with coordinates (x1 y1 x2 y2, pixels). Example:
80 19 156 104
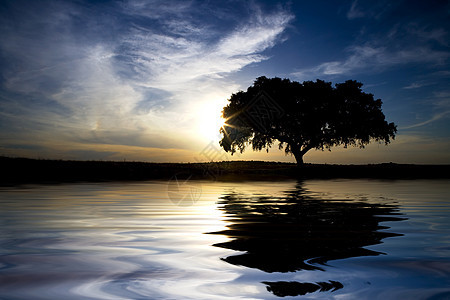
209 183 406 296
1 156 449 184
220 77 397 166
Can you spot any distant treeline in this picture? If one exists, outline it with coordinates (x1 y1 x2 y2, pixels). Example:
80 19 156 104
1 156 449 184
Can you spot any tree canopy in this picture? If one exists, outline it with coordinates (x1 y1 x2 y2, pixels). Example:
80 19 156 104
219 76 397 165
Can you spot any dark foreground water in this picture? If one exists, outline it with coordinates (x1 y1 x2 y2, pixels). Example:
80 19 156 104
0 179 449 299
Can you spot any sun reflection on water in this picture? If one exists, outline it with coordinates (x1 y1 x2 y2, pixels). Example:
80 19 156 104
0 179 449 299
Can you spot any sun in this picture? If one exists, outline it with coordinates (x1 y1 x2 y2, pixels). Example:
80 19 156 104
197 98 227 142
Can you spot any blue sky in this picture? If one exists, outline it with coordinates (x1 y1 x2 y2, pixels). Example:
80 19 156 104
0 0 449 164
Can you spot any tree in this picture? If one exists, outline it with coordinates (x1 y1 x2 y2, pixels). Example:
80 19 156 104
219 76 397 166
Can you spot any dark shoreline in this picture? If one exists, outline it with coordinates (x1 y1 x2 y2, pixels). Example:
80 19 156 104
1 156 449 185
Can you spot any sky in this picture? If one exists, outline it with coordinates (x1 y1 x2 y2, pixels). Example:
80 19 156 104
0 0 449 164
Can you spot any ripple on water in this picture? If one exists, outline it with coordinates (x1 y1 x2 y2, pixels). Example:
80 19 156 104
0 180 449 299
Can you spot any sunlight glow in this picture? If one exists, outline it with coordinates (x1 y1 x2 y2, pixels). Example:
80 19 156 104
196 98 227 142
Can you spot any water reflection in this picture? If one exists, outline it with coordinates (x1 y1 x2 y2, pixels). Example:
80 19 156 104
0 182 234 300
210 182 406 297
263 280 344 297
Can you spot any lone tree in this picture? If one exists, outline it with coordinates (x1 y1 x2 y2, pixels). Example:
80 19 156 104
219 76 397 166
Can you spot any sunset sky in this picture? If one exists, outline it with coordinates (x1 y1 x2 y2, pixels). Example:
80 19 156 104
0 0 449 164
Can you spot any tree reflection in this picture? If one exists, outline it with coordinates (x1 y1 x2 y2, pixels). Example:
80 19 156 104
209 182 406 296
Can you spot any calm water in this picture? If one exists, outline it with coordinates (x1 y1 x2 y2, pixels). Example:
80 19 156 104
0 179 449 299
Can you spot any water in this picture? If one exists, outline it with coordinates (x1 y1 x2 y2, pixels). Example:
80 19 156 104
0 179 449 299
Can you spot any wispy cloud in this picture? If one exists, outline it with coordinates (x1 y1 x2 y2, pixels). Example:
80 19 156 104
346 0 397 21
119 4 293 89
293 44 449 79
290 15 450 142
0 0 293 159
293 22 449 80
403 82 426 89
400 90 450 130
347 0 365 20
401 111 450 129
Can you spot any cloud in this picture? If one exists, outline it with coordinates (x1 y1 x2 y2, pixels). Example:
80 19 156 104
403 82 429 89
0 0 293 158
400 111 450 129
346 0 396 21
118 5 293 90
347 0 365 20
293 44 449 79
292 22 449 80
113 2 293 150
400 90 450 130
406 25 449 47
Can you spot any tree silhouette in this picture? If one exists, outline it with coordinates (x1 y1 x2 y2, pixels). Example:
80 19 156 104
219 77 397 166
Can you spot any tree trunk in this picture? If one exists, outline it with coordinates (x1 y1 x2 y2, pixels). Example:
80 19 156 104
292 148 305 167
291 144 312 167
